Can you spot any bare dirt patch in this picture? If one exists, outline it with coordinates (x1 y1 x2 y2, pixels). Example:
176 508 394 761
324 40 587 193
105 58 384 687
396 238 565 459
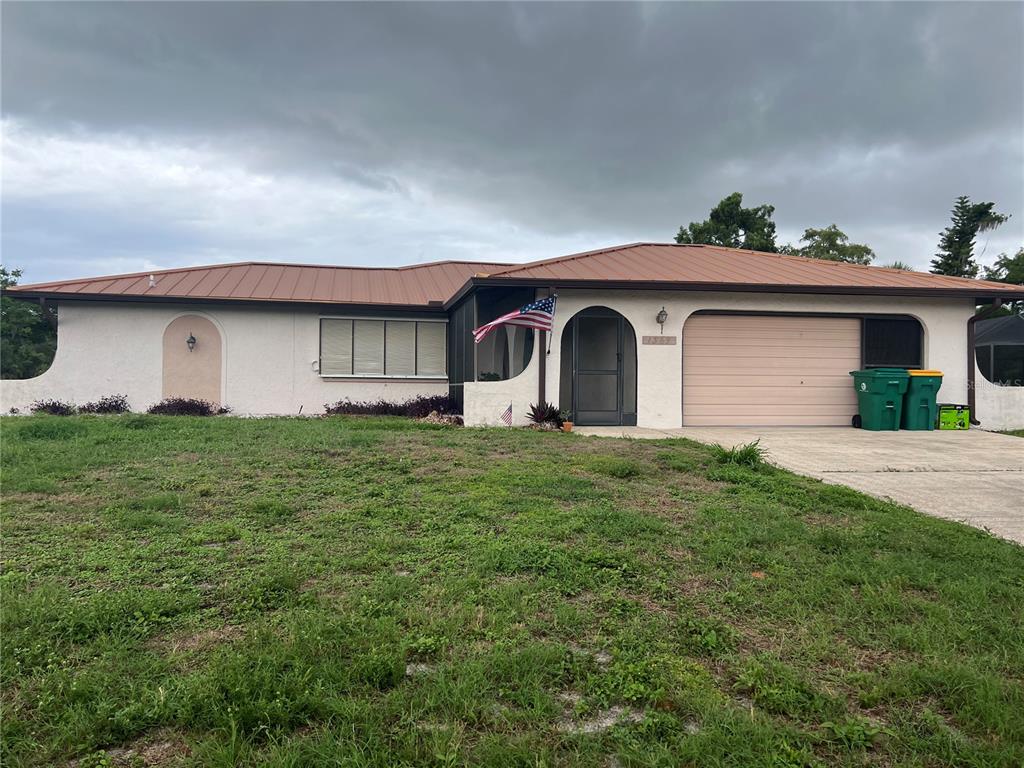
405 662 434 676
67 730 190 767
557 705 646 734
147 625 245 654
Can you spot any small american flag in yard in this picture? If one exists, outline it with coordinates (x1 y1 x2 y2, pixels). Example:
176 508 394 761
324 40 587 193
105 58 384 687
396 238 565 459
500 403 513 426
473 296 556 343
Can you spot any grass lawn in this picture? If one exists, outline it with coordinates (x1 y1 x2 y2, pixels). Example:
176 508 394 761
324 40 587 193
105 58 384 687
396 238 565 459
2 416 1022 767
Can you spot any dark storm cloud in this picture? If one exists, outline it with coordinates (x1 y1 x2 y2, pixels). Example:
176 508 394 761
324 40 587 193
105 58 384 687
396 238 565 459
2 2 1022 280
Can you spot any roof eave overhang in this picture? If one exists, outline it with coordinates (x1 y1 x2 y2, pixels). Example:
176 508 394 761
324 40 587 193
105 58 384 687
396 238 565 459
8 279 1024 312
1 291 449 316
445 276 1024 305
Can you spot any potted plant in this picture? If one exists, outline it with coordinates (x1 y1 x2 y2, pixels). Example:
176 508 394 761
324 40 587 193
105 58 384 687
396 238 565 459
559 409 573 432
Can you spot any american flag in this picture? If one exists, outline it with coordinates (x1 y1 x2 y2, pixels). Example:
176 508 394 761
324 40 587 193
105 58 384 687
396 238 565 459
500 403 513 426
473 296 557 344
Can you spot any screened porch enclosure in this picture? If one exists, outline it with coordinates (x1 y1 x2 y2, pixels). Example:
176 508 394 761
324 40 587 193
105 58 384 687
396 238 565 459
447 287 537 413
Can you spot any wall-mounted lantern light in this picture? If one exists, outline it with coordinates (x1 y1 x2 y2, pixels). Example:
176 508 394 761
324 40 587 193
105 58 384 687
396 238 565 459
655 306 668 333
186 333 197 353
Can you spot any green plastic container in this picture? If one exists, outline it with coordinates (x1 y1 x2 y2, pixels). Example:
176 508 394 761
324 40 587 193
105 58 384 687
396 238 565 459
938 404 970 430
850 368 910 431
901 370 943 430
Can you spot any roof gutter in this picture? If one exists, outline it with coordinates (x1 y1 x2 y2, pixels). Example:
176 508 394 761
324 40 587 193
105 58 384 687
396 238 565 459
11 278 1024 314
968 298 1003 426
2 291 449 317
443 276 1024 308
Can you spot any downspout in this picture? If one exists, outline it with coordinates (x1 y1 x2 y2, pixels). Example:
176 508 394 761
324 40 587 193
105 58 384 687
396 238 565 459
538 328 546 406
967 298 1002 425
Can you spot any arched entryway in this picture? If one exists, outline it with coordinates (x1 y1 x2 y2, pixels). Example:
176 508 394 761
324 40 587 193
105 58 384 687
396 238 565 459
162 315 222 405
559 307 637 426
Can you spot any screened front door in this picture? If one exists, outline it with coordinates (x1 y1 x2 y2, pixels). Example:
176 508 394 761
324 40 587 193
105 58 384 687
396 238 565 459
571 308 637 426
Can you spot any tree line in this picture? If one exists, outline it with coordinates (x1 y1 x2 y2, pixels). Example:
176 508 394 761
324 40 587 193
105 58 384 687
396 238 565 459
675 192 1021 286
1 267 57 379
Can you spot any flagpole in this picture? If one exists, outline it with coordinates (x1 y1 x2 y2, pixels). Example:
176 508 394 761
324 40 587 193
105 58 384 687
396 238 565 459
547 292 557 355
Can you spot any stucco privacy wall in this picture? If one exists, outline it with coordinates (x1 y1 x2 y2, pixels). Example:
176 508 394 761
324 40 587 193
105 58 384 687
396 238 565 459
973 364 1024 431
537 290 977 430
463 346 540 427
0 302 447 415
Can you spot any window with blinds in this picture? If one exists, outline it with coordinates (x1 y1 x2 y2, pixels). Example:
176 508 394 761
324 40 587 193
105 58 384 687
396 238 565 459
320 319 447 377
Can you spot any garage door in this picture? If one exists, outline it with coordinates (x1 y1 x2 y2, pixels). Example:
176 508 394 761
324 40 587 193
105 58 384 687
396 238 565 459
683 315 860 426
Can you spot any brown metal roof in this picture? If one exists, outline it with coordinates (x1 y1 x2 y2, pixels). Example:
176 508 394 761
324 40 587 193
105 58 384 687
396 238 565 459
6 260 510 307
479 243 1024 297
7 243 1023 307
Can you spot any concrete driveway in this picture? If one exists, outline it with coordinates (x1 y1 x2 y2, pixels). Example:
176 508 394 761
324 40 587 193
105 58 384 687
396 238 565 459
575 426 1024 544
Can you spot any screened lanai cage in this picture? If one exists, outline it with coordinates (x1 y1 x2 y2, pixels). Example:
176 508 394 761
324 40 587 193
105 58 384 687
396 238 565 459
976 314 1024 388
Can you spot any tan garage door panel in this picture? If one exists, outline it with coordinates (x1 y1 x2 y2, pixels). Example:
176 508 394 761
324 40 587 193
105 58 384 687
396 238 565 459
683 315 860 426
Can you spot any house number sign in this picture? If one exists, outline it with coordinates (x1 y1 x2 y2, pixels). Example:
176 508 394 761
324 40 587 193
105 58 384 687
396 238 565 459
642 335 677 345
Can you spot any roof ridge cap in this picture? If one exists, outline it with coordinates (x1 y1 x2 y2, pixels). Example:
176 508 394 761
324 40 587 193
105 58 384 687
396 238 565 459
5 261 263 291
394 259 512 271
489 242 668 276
7 258 515 292
701 244 992 284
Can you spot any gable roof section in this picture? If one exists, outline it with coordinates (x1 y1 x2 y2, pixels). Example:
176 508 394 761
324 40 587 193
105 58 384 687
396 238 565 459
476 243 1024 298
6 260 510 308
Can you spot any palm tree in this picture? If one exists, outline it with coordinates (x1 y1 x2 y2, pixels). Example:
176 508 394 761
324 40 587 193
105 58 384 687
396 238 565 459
882 261 914 271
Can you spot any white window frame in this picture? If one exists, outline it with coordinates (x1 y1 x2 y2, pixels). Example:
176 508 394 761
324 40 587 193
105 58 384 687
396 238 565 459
319 316 448 379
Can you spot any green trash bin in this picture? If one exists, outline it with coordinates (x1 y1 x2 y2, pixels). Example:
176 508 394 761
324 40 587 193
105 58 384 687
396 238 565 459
850 368 910 430
901 370 943 430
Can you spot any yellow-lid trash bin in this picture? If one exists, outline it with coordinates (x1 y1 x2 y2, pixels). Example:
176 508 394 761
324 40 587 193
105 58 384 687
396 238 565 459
903 370 943 429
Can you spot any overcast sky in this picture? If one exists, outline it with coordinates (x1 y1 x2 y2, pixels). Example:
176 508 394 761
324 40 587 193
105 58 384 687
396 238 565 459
2 1 1022 283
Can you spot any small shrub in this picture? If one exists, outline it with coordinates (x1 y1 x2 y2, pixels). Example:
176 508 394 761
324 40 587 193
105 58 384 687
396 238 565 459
147 397 229 416
527 401 563 427
79 394 130 414
710 440 766 469
403 395 457 419
29 399 77 416
323 394 457 419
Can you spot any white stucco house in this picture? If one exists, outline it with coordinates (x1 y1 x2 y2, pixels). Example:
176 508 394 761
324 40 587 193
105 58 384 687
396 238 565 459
4 243 1023 430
